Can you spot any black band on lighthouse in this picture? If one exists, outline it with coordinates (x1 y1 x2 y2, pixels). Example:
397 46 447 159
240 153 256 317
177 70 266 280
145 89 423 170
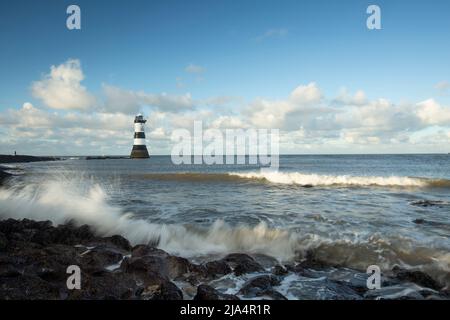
134 132 145 138
132 145 148 151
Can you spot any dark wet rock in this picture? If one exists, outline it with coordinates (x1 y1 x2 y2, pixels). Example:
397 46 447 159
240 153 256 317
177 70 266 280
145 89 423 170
0 168 12 184
0 263 22 278
121 246 195 285
203 260 232 277
222 253 265 276
142 280 183 300
0 218 143 300
0 275 61 300
392 266 443 291
302 279 363 300
302 184 313 188
298 250 330 270
251 253 279 268
411 219 450 230
0 154 60 164
272 265 288 276
240 275 281 293
84 235 131 253
66 271 142 300
194 284 239 300
364 284 425 300
102 235 132 251
238 275 286 300
0 232 8 251
80 245 124 269
410 200 448 208
29 223 95 246
121 256 169 285
131 244 168 258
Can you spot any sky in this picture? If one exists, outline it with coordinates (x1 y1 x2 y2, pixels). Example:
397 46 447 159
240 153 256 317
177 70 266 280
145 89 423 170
0 0 449 155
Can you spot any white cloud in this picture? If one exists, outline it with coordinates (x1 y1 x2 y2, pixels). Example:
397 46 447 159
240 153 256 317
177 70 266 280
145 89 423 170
102 85 195 113
416 99 450 125
245 82 323 129
290 82 322 105
334 88 367 106
31 59 96 110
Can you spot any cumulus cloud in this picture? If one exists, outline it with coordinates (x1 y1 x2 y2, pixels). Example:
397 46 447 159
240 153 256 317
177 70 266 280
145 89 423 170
245 82 324 129
31 59 97 110
333 88 367 106
416 99 450 125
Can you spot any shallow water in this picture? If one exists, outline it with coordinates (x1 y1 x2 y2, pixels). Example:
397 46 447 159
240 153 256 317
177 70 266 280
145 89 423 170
1 154 449 290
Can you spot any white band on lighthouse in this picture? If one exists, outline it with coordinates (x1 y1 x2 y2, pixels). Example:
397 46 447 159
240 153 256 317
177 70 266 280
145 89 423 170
133 138 146 145
134 123 145 132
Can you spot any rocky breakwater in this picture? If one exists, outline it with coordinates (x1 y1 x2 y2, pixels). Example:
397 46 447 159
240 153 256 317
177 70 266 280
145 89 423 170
0 219 279 300
0 218 449 300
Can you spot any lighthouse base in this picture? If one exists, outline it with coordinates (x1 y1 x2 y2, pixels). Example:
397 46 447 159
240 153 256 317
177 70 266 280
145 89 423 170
130 145 150 159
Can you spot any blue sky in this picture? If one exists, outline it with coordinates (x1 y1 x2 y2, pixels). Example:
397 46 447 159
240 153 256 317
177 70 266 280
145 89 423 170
0 0 450 155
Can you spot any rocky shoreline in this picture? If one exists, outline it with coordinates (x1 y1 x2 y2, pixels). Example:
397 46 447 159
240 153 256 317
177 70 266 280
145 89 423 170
0 154 60 164
0 218 449 300
0 154 61 185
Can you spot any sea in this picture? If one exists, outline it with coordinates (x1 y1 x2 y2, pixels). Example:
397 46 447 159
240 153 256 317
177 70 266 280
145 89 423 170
1 154 449 298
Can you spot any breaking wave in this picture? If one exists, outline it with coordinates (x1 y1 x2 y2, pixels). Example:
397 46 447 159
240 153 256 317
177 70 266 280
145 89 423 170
139 171 450 188
230 171 450 187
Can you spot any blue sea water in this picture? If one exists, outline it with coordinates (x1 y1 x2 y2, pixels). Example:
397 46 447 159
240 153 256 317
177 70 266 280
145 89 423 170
1 154 449 296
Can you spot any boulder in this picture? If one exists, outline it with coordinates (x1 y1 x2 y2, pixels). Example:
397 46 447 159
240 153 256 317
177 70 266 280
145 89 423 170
222 253 264 276
392 266 442 291
194 284 239 300
203 260 232 277
142 280 183 300
272 265 288 276
238 275 287 300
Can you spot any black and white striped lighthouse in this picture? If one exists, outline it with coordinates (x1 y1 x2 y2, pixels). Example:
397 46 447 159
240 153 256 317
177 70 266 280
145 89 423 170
130 114 150 159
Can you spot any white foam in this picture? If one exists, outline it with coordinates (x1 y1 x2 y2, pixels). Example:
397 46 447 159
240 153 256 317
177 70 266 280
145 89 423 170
230 171 427 187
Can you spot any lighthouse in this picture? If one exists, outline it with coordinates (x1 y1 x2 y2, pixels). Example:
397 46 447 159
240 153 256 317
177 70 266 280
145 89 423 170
130 114 150 159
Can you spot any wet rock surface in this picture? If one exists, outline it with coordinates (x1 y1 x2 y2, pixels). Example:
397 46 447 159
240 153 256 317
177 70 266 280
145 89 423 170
392 266 443 291
194 284 239 300
0 218 449 300
0 167 12 184
238 275 287 300
410 200 449 208
221 253 265 276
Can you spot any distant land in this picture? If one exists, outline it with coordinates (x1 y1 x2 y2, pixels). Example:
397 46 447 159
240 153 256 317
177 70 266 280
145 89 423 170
0 154 60 164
